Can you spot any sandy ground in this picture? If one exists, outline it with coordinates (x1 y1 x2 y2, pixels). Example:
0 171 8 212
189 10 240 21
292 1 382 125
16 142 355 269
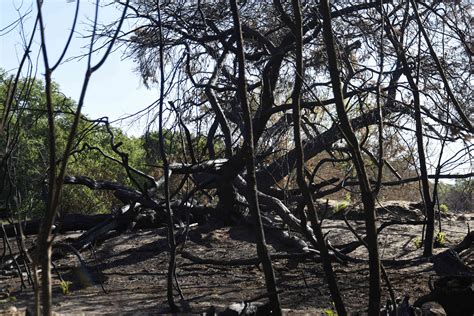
0 212 472 315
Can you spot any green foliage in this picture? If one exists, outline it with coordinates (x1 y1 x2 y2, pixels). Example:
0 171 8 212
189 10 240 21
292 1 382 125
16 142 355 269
344 192 351 202
142 130 205 165
334 201 349 213
414 233 446 249
59 280 72 295
434 232 446 247
1 70 213 217
437 179 473 212
439 204 449 214
1 71 76 216
334 193 351 213
0 70 152 217
413 238 422 249
58 128 153 214
323 309 337 316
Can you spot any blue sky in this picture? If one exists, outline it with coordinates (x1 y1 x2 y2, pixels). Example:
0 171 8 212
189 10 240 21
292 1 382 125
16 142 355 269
1 0 158 135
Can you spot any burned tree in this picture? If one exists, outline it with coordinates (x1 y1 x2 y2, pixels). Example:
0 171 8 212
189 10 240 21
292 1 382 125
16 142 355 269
1 0 472 314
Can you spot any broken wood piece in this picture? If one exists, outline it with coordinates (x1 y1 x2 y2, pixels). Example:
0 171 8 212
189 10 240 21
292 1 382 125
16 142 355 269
430 249 474 277
180 250 317 266
414 275 474 315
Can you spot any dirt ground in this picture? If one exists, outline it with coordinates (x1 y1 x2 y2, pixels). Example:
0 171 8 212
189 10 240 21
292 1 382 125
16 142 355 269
0 213 472 315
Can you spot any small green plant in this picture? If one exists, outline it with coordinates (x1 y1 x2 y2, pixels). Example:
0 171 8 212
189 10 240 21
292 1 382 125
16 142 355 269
435 232 446 247
334 193 351 213
59 280 72 295
334 201 349 213
413 238 422 249
344 192 351 202
439 204 449 214
323 309 337 316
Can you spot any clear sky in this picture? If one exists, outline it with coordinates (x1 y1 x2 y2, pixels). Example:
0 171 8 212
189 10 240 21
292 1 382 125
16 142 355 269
0 0 159 135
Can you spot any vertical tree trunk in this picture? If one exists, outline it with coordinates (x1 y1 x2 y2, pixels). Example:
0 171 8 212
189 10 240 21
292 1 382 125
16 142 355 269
36 0 57 306
408 0 450 257
39 242 53 315
379 4 434 257
229 1 282 314
290 1 347 315
319 1 381 314
416 101 435 257
34 1 129 314
156 2 178 312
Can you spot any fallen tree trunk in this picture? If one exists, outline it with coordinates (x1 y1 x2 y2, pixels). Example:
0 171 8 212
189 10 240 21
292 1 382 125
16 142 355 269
336 219 427 254
64 175 168 212
70 204 135 250
453 231 474 254
1 214 111 238
2 204 221 239
413 274 474 315
256 103 407 188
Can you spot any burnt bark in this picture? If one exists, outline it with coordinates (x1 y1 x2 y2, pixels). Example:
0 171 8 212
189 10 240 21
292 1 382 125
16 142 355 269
289 0 347 314
319 1 381 313
1 214 111 238
256 103 407 189
379 4 435 257
230 0 282 313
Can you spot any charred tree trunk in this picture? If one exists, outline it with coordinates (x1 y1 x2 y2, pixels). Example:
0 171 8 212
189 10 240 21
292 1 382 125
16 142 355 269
217 183 243 225
230 1 282 313
380 3 434 257
319 1 381 314
34 1 129 314
156 3 179 311
1 214 111 237
290 1 347 314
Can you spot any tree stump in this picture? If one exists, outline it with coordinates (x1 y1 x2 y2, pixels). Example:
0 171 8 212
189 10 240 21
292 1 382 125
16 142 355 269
414 275 474 315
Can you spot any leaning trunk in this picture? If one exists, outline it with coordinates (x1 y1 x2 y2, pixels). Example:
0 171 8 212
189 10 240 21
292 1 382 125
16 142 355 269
379 3 434 256
319 1 381 314
230 0 282 314
290 0 347 314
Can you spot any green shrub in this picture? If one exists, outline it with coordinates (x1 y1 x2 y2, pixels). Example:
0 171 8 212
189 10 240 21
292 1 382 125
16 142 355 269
413 238 422 249
434 232 446 247
334 201 349 213
439 204 449 214
324 309 337 316
60 280 73 295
